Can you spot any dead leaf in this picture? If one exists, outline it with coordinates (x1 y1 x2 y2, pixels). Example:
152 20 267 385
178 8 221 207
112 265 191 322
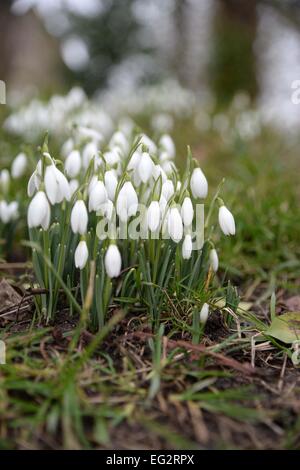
265 312 300 344
0 278 22 313
285 296 300 312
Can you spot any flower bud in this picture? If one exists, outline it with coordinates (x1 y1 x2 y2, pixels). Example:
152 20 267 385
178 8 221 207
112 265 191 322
27 191 51 230
65 150 81 178
209 248 219 272
199 303 209 324
71 200 88 234
190 167 208 199
11 152 27 179
181 197 194 227
105 244 122 278
167 207 183 243
147 201 161 232
75 240 88 270
182 234 192 259
218 205 235 236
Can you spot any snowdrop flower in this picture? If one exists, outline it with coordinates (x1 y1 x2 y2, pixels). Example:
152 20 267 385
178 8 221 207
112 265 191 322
138 152 154 183
99 199 114 221
127 150 141 171
153 164 167 183
190 167 208 199
210 248 219 272
78 126 103 143
69 179 79 197
218 205 235 236
200 303 209 324
0 170 10 193
61 137 74 157
11 152 27 178
181 197 194 227
116 182 138 222
0 201 19 223
27 171 40 197
104 170 118 201
162 179 174 201
182 234 192 259
167 207 183 243
147 201 161 232
89 180 108 212
162 161 176 176
159 134 175 159
105 244 122 278
65 150 81 178
27 191 51 230
104 148 121 166
82 141 98 169
88 175 98 195
71 200 88 234
45 163 70 205
75 240 88 270
139 134 157 154
159 195 168 215
109 131 129 155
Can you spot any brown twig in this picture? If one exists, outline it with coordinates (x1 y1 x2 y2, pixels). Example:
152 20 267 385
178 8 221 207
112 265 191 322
126 331 257 376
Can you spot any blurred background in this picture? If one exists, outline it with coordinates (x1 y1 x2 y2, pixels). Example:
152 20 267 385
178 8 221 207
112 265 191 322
1 0 300 132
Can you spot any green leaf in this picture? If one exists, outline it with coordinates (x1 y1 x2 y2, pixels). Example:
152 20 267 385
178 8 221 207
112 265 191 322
265 312 300 344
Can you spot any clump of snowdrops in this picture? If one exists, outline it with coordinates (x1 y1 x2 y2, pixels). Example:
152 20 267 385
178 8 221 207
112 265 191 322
0 152 28 257
27 126 236 332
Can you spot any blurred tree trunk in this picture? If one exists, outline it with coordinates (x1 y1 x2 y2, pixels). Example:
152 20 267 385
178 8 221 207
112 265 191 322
0 0 12 83
211 0 259 106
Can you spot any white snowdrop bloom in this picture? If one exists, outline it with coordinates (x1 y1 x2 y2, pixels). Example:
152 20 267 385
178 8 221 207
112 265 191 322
71 200 88 235
159 195 168 215
0 201 18 223
69 179 79 197
127 150 141 171
0 170 10 193
167 207 183 243
210 248 219 272
27 171 39 197
74 240 89 270
104 170 118 201
218 205 236 236
190 167 208 199
109 131 129 155
100 199 114 221
11 152 27 179
65 150 81 178
147 201 161 232
82 141 98 169
88 181 108 212
159 151 170 163
27 191 51 230
138 152 154 183
200 303 209 324
45 164 70 205
104 148 121 166
88 175 98 195
77 126 103 143
116 181 138 222
61 137 74 158
161 179 174 201
182 234 192 259
162 160 176 176
181 197 194 227
159 134 175 159
139 134 157 154
153 164 167 183
105 244 122 278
